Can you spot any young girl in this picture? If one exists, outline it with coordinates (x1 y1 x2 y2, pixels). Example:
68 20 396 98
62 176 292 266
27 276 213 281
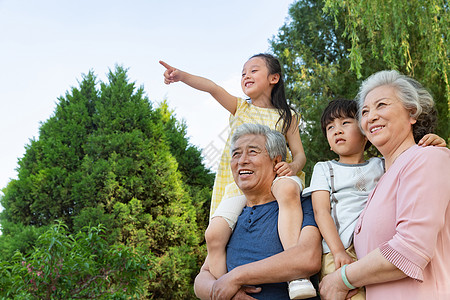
161 53 316 299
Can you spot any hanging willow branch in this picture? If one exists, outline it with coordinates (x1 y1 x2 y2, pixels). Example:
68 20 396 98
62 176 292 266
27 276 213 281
324 0 449 136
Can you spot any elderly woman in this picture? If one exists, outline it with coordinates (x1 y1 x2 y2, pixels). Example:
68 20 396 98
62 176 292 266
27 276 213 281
319 70 450 300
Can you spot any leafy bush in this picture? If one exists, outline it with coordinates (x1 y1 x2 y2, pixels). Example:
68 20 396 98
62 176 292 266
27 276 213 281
0 221 152 299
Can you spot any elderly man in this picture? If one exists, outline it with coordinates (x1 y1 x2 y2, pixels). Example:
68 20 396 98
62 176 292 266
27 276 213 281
195 124 322 299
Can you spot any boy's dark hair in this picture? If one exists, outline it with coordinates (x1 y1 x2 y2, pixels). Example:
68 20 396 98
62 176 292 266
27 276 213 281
250 53 297 135
321 99 371 150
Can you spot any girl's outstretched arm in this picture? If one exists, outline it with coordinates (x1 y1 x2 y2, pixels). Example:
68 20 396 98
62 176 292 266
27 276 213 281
160 60 238 115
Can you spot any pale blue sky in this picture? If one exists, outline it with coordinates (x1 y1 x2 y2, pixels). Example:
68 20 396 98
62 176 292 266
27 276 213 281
0 0 294 192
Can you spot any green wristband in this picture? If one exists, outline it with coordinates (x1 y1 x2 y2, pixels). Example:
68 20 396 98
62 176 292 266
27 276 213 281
341 264 356 290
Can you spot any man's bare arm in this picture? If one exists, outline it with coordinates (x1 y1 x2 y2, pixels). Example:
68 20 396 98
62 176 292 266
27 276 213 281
210 225 322 299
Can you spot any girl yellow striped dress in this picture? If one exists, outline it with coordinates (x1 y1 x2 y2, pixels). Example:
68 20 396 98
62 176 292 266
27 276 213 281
209 97 305 218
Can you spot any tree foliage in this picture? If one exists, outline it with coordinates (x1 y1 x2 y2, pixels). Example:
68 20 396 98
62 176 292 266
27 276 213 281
0 66 213 298
0 222 151 299
271 0 449 183
271 0 362 181
2 1 447 297
155 102 214 235
324 0 449 141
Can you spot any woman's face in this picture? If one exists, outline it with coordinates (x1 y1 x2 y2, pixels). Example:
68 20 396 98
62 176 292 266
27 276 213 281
360 85 417 153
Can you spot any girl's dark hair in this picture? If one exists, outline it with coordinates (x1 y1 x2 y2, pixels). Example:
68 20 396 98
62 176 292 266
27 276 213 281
321 99 371 150
250 53 297 135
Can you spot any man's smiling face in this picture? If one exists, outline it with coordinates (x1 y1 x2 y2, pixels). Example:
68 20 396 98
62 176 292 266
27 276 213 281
230 134 277 195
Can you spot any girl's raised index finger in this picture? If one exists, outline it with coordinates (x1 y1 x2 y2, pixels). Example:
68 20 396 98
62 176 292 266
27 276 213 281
159 60 173 71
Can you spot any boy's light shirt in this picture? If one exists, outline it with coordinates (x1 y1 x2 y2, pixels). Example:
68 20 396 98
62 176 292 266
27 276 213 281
303 157 385 253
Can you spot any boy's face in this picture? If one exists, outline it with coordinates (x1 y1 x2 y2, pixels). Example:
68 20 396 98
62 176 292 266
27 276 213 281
325 117 367 160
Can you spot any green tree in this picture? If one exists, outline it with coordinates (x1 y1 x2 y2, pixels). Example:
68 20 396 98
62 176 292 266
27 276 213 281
0 222 151 299
324 0 449 140
0 66 212 298
270 0 449 183
271 0 362 181
155 101 214 237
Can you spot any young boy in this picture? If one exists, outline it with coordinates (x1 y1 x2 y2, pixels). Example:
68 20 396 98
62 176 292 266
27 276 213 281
302 99 445 299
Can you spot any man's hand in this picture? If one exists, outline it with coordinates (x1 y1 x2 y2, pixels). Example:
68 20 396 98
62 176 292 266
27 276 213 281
210 270 262 300
231 286 261 300
210 271 240 300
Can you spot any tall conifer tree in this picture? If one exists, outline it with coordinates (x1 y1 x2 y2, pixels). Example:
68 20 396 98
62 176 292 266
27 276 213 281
1 66 212 298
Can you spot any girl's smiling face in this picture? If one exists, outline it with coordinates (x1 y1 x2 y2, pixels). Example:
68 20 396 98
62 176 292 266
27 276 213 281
241 57 279 102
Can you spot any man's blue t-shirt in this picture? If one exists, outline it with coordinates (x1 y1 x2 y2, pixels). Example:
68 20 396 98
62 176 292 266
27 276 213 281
226 195 318 300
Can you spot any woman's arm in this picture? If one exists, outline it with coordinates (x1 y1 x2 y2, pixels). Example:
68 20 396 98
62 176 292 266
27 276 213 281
312 190 354 269
320 147 450 299
160 60 238 114
319 248 406 300
345 248 407 286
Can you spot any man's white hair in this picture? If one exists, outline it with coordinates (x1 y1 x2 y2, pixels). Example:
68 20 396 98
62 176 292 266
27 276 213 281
230 123 287 161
